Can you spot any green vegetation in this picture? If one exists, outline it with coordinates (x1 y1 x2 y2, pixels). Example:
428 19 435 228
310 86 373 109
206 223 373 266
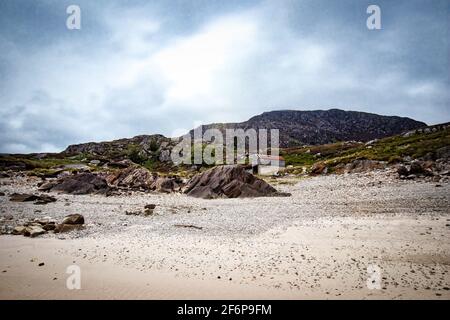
282 126 450 171
127 144 146 164
0 155 80 171
1 125 447 177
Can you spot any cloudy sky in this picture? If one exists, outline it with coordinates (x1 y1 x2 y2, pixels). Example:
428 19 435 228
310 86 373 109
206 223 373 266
0 0 448 153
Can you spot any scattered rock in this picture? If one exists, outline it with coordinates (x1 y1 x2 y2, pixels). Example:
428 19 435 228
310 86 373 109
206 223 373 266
62 214 85 225
397 165 409 176
9 193 56 205
10 193 39 202
409 161 428 175
38 181 58 192
32 216 57 231
34 194 57 205
23 225 47 238
38 262 45 267
107 159 134 168
310 162 327 175
344 159 386 173
397 160 442 180
0 192 5 196
12 226 26 235
54 224 83 233
89 160 101 166
126 205 156 216
436 146 450 160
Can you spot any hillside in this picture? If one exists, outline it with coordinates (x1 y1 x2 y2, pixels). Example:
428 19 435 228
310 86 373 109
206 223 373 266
281 122 450 174
191 109 426 147
0 109 439 175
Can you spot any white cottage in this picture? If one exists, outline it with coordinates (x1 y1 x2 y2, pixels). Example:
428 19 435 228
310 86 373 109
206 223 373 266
249 154 285 175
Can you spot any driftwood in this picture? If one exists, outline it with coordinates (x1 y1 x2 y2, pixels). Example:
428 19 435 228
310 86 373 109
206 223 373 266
174 224 203 230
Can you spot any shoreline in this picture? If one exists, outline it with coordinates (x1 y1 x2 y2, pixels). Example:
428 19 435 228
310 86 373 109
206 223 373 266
1 171 449 299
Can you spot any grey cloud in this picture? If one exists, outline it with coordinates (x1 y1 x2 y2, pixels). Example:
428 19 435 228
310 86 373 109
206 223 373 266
0 0 448 153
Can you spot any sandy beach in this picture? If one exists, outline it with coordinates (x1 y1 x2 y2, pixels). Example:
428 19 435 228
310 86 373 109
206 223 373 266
1 169 449 299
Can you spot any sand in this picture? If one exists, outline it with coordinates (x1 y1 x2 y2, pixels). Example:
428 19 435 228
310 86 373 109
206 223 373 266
0 169 449 299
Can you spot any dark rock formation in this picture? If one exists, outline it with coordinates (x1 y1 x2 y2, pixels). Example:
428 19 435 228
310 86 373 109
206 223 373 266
191 109 426 148
9 193 56 204
49 173 110 195
56 110 426 164
106 165 182 192
184 165 280 199
106 165 155 190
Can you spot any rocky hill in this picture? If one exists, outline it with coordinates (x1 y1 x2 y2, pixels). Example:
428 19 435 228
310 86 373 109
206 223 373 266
192 109 426 147
62 134 175 167
0 109 428 173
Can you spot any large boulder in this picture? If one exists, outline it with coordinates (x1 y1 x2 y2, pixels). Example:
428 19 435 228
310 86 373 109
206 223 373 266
105 165 181 192
183 165 279 199
49 173 110 195
106 165 155 189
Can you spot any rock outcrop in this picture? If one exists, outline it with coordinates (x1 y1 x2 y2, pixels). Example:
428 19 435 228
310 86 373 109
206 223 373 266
190 109 426 148
9 214 84 237
106 165 182 192
344 159 386 173
183 165 280 199
106 165 156 190
9 193 57 204
47 173 110 195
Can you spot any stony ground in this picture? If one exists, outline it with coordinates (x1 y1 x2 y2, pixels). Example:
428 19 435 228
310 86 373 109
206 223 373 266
0 169 449 299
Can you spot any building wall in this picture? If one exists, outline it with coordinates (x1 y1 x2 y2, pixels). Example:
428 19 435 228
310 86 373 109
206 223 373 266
258 165 281 175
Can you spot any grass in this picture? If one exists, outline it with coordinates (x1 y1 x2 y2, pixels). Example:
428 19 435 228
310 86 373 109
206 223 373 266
0 155 81 171
281 126 450 172
2 125 448 176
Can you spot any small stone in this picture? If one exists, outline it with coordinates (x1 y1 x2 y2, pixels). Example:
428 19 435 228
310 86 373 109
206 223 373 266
12 226 26 235
38 262 44 267
61 214 84 225
54 224 83 233
24 225 46 238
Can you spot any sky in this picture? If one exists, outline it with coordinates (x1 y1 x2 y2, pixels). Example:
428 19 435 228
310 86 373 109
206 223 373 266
0 0 448 153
